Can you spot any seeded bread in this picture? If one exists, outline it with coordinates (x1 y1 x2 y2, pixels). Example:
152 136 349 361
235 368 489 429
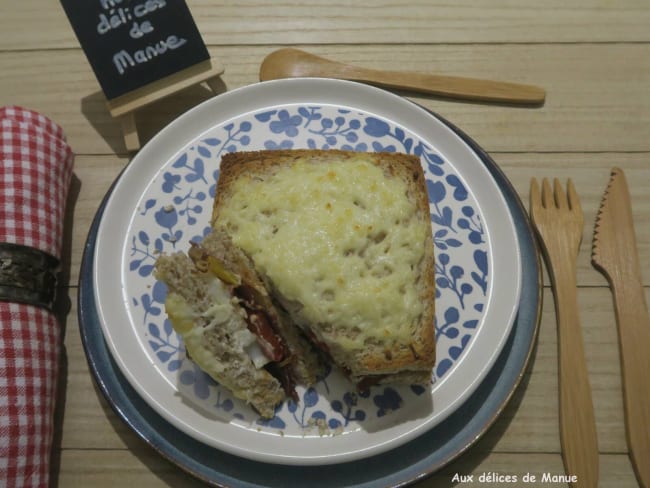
211 149 436 386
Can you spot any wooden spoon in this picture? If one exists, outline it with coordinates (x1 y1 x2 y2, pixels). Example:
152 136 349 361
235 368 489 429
259 48 546 105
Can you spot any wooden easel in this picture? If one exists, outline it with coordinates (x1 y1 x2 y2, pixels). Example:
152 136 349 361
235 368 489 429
106 58 224 152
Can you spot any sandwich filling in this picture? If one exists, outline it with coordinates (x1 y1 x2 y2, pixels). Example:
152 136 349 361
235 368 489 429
186 241 298 399
164 276 273 372
188 244 289 364
155 231 302 417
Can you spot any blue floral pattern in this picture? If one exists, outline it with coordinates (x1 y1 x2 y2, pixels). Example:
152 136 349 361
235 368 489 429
124 104 490 432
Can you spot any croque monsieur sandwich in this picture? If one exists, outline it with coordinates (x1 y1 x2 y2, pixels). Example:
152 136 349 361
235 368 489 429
213 149 436 389
156 149 436 417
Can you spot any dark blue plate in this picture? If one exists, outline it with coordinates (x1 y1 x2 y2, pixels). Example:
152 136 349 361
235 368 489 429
78 108 541 488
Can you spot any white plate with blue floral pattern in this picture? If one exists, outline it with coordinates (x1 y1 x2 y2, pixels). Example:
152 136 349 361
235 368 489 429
93 78 521 465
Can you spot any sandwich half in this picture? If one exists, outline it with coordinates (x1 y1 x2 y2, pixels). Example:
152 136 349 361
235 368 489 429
154 227 325 418
211 149 436 389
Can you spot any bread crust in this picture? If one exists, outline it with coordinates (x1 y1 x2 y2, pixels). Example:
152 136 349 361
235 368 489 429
212 149 435 383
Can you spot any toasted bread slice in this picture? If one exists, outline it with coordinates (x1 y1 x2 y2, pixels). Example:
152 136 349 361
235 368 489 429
211 149 435 387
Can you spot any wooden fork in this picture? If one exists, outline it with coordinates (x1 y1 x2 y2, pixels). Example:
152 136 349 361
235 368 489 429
529 178 599 487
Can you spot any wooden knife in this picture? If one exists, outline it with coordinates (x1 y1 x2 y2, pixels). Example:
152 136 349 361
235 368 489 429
592 167 650 488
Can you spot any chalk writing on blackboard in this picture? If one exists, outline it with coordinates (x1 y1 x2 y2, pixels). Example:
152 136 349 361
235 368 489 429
60 0 210 100
112 35 188 75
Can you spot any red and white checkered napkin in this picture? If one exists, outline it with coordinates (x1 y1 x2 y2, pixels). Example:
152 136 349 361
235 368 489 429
0 106 74 487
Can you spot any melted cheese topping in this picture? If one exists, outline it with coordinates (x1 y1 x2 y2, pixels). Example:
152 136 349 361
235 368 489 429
165 278 269 372
217 156 428 350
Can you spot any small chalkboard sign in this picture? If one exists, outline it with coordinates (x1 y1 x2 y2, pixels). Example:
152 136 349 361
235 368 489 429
60 0 211 100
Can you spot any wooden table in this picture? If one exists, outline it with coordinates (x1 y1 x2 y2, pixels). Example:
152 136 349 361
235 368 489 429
1 2 648 487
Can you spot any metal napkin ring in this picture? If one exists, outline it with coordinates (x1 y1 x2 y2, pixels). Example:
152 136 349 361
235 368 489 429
0 242 59 311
